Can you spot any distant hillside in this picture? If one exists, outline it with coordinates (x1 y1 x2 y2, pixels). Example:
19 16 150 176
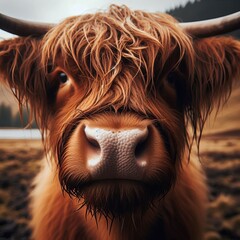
168 0 240 38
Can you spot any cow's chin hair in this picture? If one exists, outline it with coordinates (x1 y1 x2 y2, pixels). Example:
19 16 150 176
62 178 173 220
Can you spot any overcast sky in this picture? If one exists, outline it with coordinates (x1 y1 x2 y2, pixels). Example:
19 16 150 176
0 0 193 38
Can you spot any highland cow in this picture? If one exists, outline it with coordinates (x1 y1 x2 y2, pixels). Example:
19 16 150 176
0 5 240 240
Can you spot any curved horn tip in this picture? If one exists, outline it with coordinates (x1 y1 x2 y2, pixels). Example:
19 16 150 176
179 11 240 38
0 13 55 37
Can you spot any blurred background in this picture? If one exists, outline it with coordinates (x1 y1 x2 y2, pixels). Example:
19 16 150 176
0 0 240 239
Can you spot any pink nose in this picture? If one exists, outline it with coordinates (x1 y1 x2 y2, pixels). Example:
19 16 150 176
84 126 149 180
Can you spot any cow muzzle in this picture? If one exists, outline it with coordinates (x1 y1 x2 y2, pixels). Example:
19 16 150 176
83 125 149 180
59 114 174 216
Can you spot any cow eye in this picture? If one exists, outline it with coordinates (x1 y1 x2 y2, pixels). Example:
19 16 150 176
167 72 177 87
58 72 69 85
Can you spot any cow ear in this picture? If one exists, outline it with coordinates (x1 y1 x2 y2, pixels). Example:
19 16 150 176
186 37 240 135
0 37 44 104
0 37 47 119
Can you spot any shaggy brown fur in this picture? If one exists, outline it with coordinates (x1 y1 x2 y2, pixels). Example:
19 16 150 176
0 5 239 240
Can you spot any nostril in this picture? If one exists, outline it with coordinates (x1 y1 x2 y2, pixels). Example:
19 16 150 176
135 138 147 158
86 136 100 149
84 126 101 150
134 128 149 159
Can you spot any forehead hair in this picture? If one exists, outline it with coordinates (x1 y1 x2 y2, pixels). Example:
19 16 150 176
41 5 194 90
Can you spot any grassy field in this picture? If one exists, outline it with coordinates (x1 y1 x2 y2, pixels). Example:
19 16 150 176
0 140 43 239
201 133 240 240
0 133 239 239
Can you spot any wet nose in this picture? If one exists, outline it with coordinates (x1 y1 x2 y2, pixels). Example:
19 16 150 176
84 126 149 180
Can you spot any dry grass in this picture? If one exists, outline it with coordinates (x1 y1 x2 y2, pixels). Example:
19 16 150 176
201 134 240 240
0 140 43 239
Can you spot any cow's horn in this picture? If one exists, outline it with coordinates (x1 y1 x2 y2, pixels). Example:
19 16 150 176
179 11 240 38
0 13 55 37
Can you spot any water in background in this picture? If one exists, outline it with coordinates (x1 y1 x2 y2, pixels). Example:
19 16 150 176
0 129 41 139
